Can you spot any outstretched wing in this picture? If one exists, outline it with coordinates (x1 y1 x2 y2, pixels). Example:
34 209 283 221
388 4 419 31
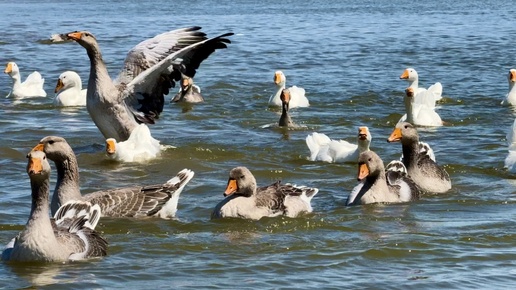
118 29 233 124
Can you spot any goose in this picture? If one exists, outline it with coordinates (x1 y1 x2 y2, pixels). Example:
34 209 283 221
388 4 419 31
501 69 516 106
399 67 442 108
54 71 87 106
346 151 421 206
278 88 296 127
31 136 194 219
4 62 47 98
212 166 318 220
170 76 204 103
504 118 516 172
387 122 451 193
306 126 371 163
105 123 161 163
398 87 443 127
2 150 107 262
269 70 309 108
59 27 232 141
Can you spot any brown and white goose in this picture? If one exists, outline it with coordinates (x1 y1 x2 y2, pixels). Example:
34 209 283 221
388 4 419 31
346 151 421 206
171 76 204 103
60 27 232 141
212 167 318 220
387 122 451 193
32 136 194 219
2 151 107 262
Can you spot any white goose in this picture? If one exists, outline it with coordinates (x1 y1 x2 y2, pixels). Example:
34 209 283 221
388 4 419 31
54 71 87 106
106 123 161 163
501 69 516 106
504 118 516 172
306 126 371 163
4 62 47 98
398 87 443 127
1 151 107 262
400 67 442 108
269 70 309 108
58 27 232 141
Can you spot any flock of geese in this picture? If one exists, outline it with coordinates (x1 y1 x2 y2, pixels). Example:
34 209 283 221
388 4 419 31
2 25 516 264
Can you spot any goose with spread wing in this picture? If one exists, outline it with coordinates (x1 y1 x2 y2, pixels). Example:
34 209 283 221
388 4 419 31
32 136 194 219
61 27 233 141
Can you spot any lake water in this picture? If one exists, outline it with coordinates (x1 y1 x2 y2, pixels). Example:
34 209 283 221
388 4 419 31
1 0 516 288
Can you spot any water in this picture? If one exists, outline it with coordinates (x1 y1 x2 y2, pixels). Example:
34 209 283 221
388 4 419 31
1 0 516 288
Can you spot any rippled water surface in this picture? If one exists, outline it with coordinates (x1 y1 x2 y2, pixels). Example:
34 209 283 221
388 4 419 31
2 0 516 288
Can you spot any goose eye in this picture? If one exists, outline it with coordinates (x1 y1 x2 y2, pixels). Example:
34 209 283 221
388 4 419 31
368 158 372 162
48 140 54 145
404 125 408 129
43 156 46 160
240 175 245 179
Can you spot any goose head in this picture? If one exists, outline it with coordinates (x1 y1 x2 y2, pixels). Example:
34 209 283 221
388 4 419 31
357 126 372 152
66 31 99 52
224 166 257 198
400 68 418 82
4 62 20 79
26 150 51 181
274 70 286 87
55 71 82 93
105 138 118 157
508 69 516 87
357 151 384 181
180 76 194 91
32 136 73 162
280 88 290 110
387 122 419 145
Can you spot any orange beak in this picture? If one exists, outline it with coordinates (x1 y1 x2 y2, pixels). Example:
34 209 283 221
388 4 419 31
274 72 282 84
357 163 369 181
4 63 12 74
510 70 516 82
387 127 402 142
224 179 238 196
67 32 83 41
106 139 116 154
400 69 409 79
358 127 368 140
27 156 43 175
31 143 44 152
55 78 64 93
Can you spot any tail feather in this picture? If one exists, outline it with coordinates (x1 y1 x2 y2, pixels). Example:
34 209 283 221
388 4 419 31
54 201 102 230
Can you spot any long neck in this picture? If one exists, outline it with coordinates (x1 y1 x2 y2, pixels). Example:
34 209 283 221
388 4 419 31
401 138 419 169
509 81 515 93
357 139 370 153
404 96 415 123
86 44 114 101
407 78 418 89
28 177 52 229
9 72 21 88
279 103 293 127
51 152 82 214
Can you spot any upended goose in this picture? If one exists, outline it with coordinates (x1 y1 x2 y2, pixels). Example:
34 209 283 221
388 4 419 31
59 27 233 141
398 87 443 127
387 122 451 193
171 76 204 103
32 136 194 219
106 123 161 163
2 151 107 262
400 67 442 108
54 71 87 106
212 167 318 220
346 151 421 206
306 126 371 163
4 62 47 98
269 70 309 108
501 69 516 106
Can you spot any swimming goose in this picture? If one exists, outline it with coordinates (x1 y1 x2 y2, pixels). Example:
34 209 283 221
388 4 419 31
212 166 318 220
54 71 87 106
501 69 516 106
504 119 516 172
105 123 161 163
32 136 194 218
346 151 421 206
278 88 296 127
400 68 442 108
61 27 232 141
269 70 309 108
306 126 371 163
387 122 451 193
398 87 443 127
2 151 107 262
4 62 47 98
171 76 204 103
